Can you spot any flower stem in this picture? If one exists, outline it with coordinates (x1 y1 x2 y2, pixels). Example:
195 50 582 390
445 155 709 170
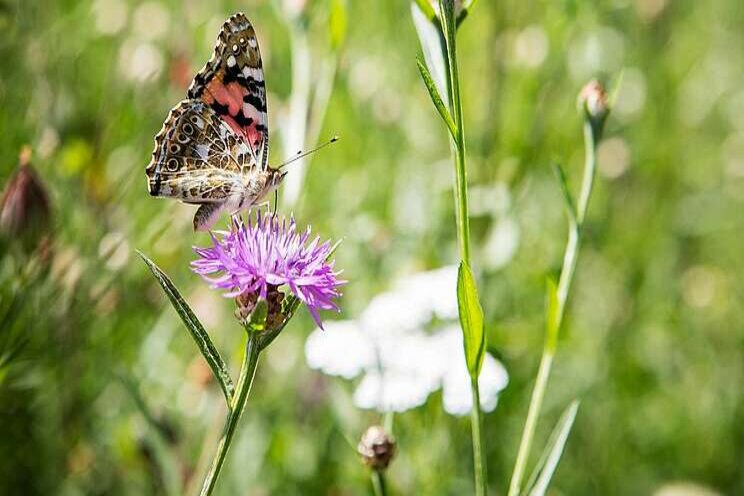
470 378 486 496
439 1 482 493
507 119 600 496
199 332 261 496
371 470 387 496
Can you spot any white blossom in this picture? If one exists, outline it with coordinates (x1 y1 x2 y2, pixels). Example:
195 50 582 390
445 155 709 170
304 267 508 415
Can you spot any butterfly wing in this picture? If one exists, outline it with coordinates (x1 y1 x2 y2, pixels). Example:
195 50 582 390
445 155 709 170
146 99 254 203
188 12 269 171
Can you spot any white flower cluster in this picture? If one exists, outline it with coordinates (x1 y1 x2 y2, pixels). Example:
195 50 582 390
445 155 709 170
305 266 508 415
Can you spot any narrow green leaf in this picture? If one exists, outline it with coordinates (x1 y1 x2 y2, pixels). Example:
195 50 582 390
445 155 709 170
551 163 576 223
417 58 457 139
545 277 560 354
457 262 485 379
137 250 235 404
412 0 437 21
525 400 580 496
411 0 449 108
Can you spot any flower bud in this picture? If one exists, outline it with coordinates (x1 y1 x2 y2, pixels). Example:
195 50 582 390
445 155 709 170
357 425 396 471
578 79 610 129
0 147 52 255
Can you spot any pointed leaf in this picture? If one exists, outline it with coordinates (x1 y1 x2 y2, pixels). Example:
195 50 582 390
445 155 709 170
138 251 234 404
457 262 485 379
411 1 449 107
551 163 576 224
417 58 457 139
525 400 580 496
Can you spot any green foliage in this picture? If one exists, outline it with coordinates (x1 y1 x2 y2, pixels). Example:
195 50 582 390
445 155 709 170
457 262 486 379
1 0 743 495
138 250 235 404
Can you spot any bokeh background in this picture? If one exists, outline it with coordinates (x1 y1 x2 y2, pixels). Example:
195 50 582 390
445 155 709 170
2 0 744 494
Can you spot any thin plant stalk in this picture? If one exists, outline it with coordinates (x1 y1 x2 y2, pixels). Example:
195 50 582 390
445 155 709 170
438 1 482 493
199 332 261 496
371 471 387 496
507 117 600 496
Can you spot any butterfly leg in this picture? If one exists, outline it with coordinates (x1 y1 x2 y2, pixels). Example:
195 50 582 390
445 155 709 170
193 203 226 231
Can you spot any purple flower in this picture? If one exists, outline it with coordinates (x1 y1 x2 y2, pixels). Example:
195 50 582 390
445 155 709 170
191 212 344 328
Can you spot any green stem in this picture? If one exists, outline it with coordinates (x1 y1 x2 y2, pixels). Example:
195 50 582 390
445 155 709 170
439 1 481 493
470 378 486 496
371 470 387 496
507 120 599 496
199 332 261 496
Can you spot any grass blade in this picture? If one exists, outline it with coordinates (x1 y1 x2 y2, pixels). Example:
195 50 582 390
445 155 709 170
137 250 235 404
525 400 580 496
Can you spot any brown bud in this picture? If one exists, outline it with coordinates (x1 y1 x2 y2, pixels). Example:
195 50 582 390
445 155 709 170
0 147 52 255
357 425 396 471
578 79 610 123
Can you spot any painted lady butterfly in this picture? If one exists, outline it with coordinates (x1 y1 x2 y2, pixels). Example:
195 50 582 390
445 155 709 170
146 13 283 231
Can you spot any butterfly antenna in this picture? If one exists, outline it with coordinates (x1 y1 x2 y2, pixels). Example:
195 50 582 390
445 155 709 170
276 136 339 169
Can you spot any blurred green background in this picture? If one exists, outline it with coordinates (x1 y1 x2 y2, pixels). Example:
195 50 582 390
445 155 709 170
2 0 744 494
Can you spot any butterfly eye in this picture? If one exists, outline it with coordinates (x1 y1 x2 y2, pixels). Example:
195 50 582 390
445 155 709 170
166 158 179 171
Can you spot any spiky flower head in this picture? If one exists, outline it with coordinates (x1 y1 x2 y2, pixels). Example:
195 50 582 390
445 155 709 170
191 212 344 328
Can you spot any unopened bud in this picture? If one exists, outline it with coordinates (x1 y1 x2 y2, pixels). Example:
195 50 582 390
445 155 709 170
0 146 52 254
357 425 396 471
578 79 610 126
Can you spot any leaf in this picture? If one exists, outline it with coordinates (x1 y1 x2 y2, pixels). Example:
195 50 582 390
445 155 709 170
137 250 235 404
545 277 560 354
412 0 437 21
551 163 576 224
457 262 486 379
525 400 580 496
417 58 457 139
411 1 449 108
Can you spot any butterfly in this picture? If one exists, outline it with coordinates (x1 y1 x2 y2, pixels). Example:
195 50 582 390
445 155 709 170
146 13 284 231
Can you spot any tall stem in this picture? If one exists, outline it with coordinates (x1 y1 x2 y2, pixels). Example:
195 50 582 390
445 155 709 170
371 470 387 496
507 119 599 496
199 332 261 496
439 1 482 493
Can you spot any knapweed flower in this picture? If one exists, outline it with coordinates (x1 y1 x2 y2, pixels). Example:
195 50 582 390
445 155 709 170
191 212 344 328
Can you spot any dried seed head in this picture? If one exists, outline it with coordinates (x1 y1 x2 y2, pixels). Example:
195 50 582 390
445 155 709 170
0 146 52 255
357 425 396 471
578 79 610 124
